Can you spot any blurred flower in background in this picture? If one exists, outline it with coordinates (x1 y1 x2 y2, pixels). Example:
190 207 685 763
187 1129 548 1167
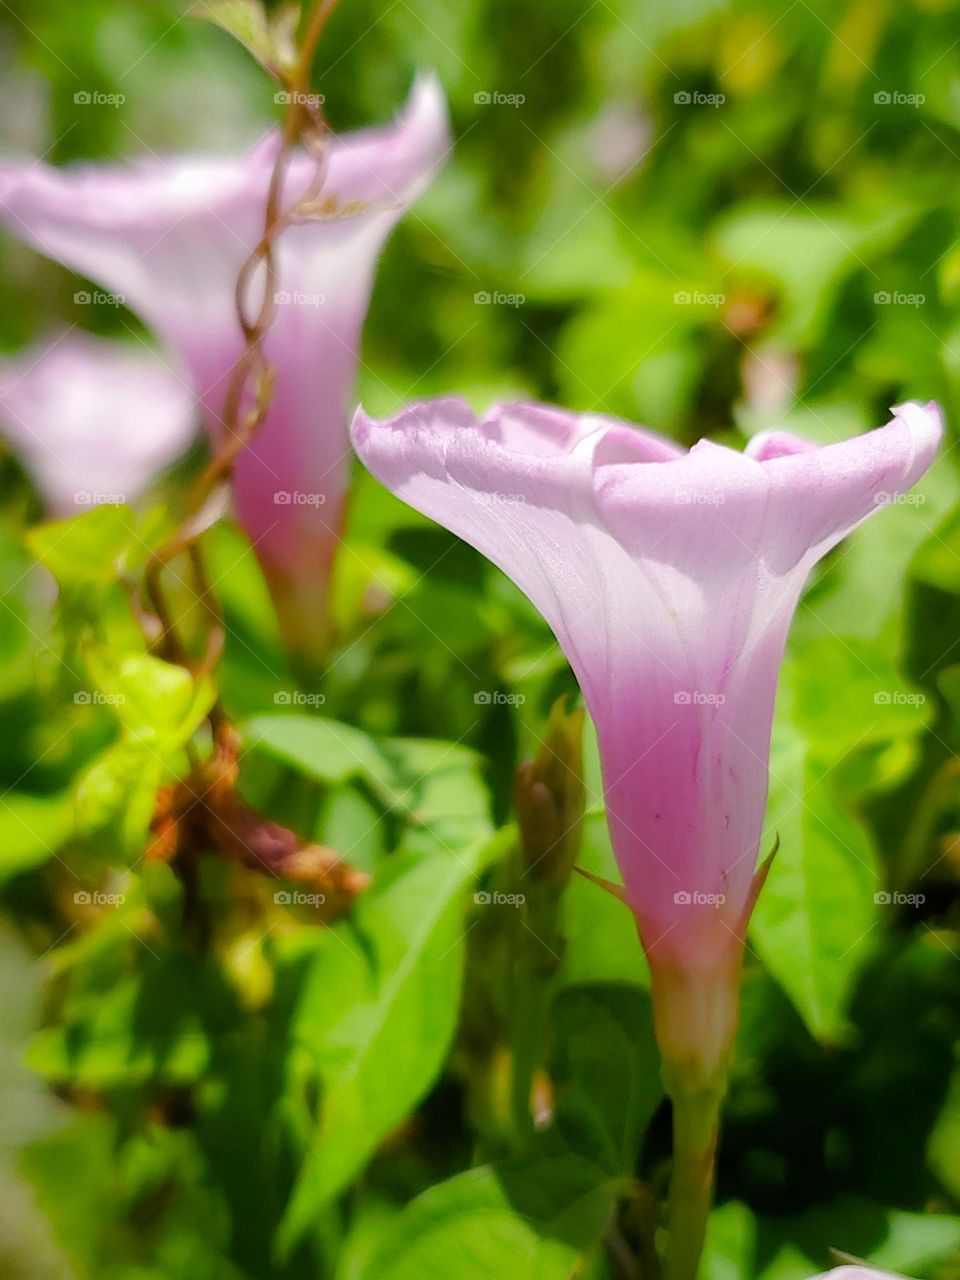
0 333 195 514
0 75 449 656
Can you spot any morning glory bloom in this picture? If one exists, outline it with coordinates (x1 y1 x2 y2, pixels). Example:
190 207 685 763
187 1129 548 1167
351 397 941 1081
0 333 195 514
0 76 450 655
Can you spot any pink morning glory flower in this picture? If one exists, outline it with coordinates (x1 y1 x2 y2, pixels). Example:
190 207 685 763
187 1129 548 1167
0 76 450 655
0 333 195 514
351 398 941 1079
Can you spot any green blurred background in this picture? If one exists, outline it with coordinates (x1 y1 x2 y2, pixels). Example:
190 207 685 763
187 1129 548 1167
1 0 960 1277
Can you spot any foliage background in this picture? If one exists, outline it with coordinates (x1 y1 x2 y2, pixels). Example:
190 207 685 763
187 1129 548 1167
1 0 960 1276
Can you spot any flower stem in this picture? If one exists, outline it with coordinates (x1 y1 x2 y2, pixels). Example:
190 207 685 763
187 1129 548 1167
646 935 743 1280
664 1083 725 1280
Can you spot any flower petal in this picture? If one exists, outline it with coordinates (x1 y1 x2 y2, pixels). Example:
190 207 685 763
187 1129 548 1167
0 333 195 513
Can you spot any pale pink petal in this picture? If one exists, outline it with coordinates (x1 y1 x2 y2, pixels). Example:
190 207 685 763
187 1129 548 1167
0 333 195 514
744 429 818 460
808 1270 909 1280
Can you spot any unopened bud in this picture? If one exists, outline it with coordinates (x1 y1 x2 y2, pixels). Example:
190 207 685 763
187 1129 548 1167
514 696 585 886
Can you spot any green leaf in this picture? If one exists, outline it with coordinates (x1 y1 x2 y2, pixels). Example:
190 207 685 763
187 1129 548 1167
85 651 215 749
789 637 932 753
277 831 511 1252
703 1196 960 1279
550 986 662 1175
562 724 646 988
714 203 919 345
561 814 647 989
73 655 214 858
27 949 239 1088
750 665 881 1040
362 1151 624 1280
244 714 405 811
194 0 299 76
27 504 141 588
0 790 74 881
384 737 492 853
74 740 164 858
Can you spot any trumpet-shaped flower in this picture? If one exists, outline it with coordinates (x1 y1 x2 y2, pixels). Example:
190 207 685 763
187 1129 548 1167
0 77 450 654
0 333 195 514
351 397 941 1080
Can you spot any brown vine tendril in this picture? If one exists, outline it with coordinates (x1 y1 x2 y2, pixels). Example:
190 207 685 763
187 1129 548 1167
144 0 342 676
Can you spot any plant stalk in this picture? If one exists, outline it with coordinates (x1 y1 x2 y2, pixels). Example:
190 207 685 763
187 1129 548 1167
664 1082 725 1280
